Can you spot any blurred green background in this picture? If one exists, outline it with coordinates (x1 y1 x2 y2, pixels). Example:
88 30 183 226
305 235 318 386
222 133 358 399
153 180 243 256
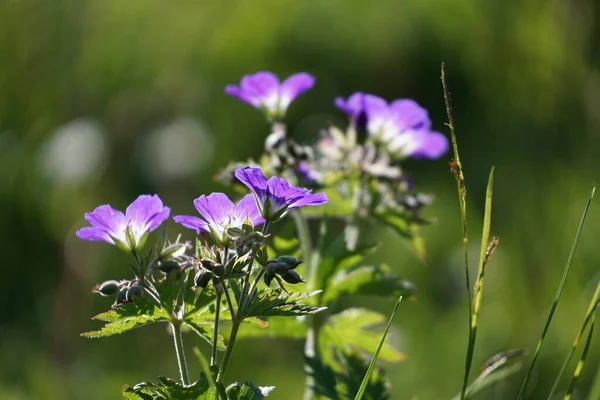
1 0 600 399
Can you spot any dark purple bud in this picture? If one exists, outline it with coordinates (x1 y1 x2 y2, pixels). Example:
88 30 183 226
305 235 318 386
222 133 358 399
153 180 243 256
115 287 130 305
276 256 302 270
200 258 216 270
157 260 180 274
212 263 225 278
93 280 120 296
127 285 143 299
263 271 275 287
280 270 304 284
194 269 213 289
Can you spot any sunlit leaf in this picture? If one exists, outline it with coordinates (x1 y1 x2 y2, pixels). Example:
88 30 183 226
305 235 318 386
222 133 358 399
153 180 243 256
321 308 404 363
122 375 214 400
82 297 169 338
244 289 326 318
236 316 307 339
229 381 275 399
322 264 415 303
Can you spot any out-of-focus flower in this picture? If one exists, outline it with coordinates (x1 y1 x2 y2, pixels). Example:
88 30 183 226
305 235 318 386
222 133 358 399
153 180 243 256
76 195 170 252
334 92 367 129
225 71 315 119
336 93 448 159
234 167 328 222
173 193 264 245
297 161 322 184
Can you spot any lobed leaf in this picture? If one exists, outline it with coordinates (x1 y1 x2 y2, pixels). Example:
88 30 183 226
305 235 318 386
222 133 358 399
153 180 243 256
244 289 326 318
322 264 415 303
82 297 169 338
122 375 214 400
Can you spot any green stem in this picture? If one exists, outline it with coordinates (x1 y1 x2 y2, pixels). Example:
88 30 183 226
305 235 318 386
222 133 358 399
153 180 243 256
217 321 241 384
171 321 190 386
292 210 319 400
212 290 222 367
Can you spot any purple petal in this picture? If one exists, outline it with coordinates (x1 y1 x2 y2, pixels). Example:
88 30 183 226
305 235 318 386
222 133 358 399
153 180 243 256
233 194 265 227
235 167 269 204
266 176 296 211
411 131 449 159
173 215 209 233
76 227 114 244
289 191 328 209
225 85 261 107
364 95 391 135
240 72 280 111
334 92 366 120
390 99 431 131
297 161 321 183
147 207 171 232
125 195 166 230
84 205 127 240
193 193 235 226
279 72 315 111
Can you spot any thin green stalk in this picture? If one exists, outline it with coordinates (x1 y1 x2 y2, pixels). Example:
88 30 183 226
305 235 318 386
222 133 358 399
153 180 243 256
355 295 403 400
211 290 222 367
517 186 596 399
564 318 596 400
441 63 473 400
292 210 319 400
222 282 236 318
216 320 241 384
171 321 190 386
461 168 496 398
548 281 600 399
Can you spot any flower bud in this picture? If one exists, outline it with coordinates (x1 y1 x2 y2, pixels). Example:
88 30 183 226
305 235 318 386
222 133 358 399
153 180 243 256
115 287 130 305
93 280 120 296
276 255 302 270
157 260 180 274
194 269 213 289
127 285 143 299
212 263 225 278
280 270 304 284
200 258 216 270
263 271 275 287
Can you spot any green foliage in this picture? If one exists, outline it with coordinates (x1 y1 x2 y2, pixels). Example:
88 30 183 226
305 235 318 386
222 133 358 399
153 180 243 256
321 308 404 364
354 296 402 400
82 297 170 338
371 208 426 259
226 382 275 400
306 349 390 400
243 289 326 318
322 264 415 303
122 375 213 400
236 316 307 339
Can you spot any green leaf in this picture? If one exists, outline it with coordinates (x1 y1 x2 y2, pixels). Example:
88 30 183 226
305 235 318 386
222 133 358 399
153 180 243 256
236 316 307 340
321 308 404 364
306 348 390 400
354 296 403 400
322 264 415 303
564 317 595 400
244 289 326 318
233 381 275 399
122 375 214 400
82 297 169 338
371 208 426 260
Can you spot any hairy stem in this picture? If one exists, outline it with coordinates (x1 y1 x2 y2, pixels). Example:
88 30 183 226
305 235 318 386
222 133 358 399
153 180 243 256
212 290 222 367
171 321 190 386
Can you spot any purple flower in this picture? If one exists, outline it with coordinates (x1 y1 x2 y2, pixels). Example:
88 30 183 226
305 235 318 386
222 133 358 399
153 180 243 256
297 161 322 184
334 92 368 129
173 193 264 245
234 167 328 222
76 195 170 252
225 71 315 118
335 92 448 159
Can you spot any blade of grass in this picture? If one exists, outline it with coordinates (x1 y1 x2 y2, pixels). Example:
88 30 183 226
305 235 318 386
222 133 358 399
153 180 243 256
548 281 600 399
461 168 496 398
354 295 403 400
441 63 473 400
564 317 595 400
517 186 596 399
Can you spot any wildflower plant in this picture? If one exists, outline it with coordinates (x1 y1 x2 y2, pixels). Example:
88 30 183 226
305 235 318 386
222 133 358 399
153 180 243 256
80 67 574 400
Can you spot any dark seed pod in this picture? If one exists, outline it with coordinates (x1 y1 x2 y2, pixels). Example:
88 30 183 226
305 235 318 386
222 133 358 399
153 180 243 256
115 287 130 305
194 269 213 289
277 255 302 270
93 280 120 296
200 258 216 270
212 263 225 278
280 270 304 284
263 271 275 287
126 285 143 299
157 260 180 274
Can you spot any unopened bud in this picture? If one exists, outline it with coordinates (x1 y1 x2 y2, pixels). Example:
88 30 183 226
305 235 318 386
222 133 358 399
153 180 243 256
200 258 216 270
115 287 130 305
263 271 275 287
280 270 304 284
93 280 120 296
276 256 302 270
212 263 225 278
194 269 213 289
157 260 180 274
127 285 143 299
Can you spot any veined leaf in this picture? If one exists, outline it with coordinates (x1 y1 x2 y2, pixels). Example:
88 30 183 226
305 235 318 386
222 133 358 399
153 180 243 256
230 381 275 399
322 264 415 303
122 375 214 400
236 316 307 340
244 289 326 318
321 308 404 364
82 297 169 338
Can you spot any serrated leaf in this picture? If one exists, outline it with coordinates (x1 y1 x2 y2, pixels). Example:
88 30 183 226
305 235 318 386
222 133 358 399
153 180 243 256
235 381 275 399
322 264 415 303
244 289 326 318
321 308 404 363
82 297 169 338
122 375 214 400
236 316 307 339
